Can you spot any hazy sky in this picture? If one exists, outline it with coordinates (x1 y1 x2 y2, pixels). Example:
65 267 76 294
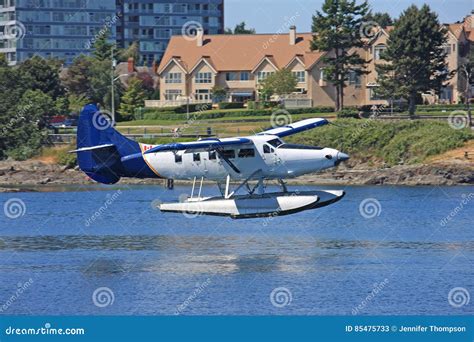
225 0 472 33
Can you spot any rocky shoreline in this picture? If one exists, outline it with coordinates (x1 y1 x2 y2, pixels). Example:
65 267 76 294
0 159 472 192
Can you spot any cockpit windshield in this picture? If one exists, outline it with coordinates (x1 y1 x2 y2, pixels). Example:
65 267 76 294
267 138 283 148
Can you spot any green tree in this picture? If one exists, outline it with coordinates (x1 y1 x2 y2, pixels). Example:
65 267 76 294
211 86 227 102
259 69 297 99
311 0 370 111
118 78 146 121
120 41 140 62
92 34 116 61
376 4 449 117
225 22 256 34
366 11 393 28
2 90 55 160
18 56 65 99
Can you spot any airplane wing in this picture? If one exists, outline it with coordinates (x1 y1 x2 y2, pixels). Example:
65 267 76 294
143 137 253 154
258 118 329 138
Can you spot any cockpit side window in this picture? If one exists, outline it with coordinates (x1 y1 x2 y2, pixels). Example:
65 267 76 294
263 144 274 154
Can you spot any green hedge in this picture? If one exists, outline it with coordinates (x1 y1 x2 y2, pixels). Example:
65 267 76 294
218 102 245 109
138 106 337 121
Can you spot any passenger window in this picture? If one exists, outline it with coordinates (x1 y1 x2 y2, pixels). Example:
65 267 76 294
209 151 217 160
238 148 255 158
221 150 235 159
193 153 201 162
263 144 274 154
175 154 182 163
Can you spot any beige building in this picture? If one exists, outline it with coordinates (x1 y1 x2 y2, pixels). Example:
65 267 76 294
149 15 473 109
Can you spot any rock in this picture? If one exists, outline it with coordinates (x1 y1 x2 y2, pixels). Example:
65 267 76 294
39 177 52 185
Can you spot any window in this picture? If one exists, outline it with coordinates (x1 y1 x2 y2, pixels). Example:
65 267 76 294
292 71 305 83
221 150 235 159
225 72 237 81
268 138 283 148
256 71 274 82
195 72 212 83
348 71 361 87
442 45 451 55
165 72 182 84
175 154 182 163
320 69 325 81
263 144 274 154
240 72 250 81
238 148 255 158
374 44 386 60
195 89 211 101
193 153 201 162
164 90 182 100
209 151 217 160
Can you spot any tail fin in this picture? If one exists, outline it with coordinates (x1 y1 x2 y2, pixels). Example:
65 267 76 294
76 104 142 184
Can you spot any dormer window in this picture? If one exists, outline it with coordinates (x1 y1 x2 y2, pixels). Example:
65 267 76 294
195 72 212 83
374 44 386 60
165 72 182 83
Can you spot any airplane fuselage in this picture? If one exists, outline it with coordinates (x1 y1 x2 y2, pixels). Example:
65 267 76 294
140 135 348 181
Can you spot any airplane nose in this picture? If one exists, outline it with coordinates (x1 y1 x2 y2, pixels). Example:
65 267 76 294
337 152 349 162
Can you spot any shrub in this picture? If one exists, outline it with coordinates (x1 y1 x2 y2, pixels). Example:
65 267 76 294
337 109 360 118
57 149 77 168
218 102 245 109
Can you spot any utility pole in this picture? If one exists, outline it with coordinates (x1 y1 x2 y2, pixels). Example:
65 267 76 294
463 67 473 128
111 47 116 123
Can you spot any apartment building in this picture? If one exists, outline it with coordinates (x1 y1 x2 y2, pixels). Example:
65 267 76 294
116 0 224 66
154 16 473 109
0 0 117 65
0 0 224 66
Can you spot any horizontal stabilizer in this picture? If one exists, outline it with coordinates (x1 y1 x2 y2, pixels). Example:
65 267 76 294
69 144 115 153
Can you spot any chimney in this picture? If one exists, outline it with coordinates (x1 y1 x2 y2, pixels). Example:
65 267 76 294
289 25 296 45
127 57 134 73
196 27 204 47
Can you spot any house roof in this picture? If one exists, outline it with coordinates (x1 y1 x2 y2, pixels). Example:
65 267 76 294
158 33 326 74
447 23 464 40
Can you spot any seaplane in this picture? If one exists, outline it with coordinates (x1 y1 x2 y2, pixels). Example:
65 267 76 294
72 103 349 219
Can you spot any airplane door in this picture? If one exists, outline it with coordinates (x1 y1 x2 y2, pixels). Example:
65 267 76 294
262 143 278 169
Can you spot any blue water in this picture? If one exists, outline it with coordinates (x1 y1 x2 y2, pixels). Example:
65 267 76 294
0 184 472 315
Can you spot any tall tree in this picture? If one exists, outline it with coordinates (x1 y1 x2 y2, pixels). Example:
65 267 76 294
376 4 449 117
225 22 256 34
118 78 146 121
366 11 393 28
18 56 65 99
311 0 370 111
